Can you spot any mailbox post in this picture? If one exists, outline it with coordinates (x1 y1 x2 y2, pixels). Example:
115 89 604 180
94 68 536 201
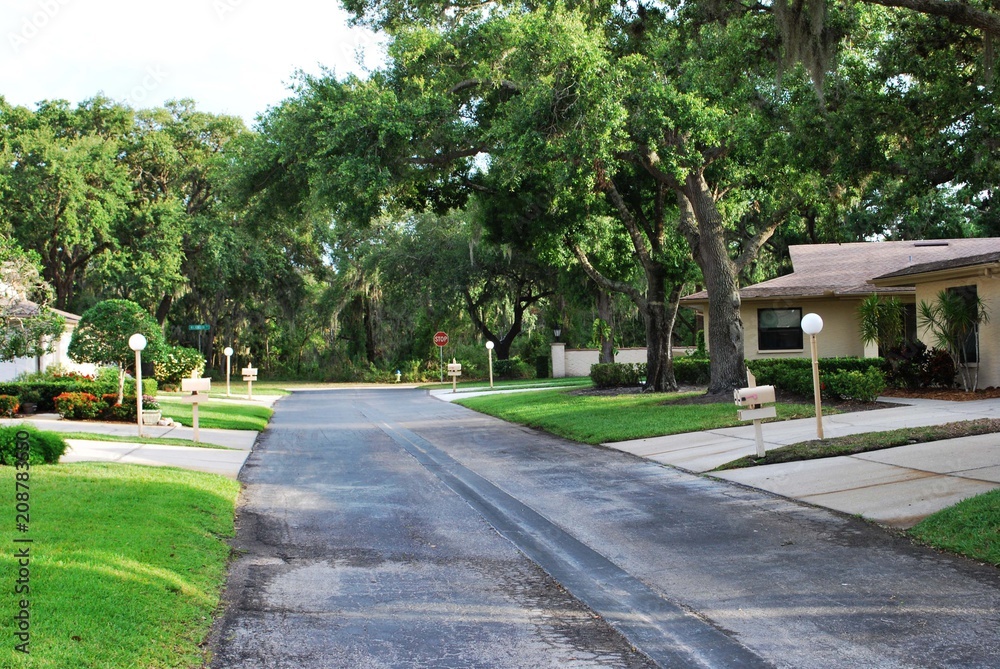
447 358 462 393
734 372 777 458
242 365 258 399
181 377 212 443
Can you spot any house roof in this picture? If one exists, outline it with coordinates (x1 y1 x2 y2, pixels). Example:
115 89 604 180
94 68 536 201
682 238 1000 303
874 250 1000 282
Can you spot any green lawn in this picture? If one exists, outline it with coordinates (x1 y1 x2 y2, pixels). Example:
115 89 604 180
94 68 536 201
910 489 1000 567
457 388 824 444
0 463 239 668
158 400 273 431
423 377 593 392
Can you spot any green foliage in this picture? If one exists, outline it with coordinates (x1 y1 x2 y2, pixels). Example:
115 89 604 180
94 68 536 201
0 425 67 464
857 295 904 351
748 357 886 401
824 368 886 403
0 395 19 417
493 357 534 380
53 392 106 420
919 289 990 391
591 363 645 388
674 357 711 385
0 236 66 362
0 380 91 412
155 345 206 387
882 342 956 389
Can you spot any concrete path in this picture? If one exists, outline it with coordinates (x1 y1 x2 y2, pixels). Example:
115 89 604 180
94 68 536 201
606 396 1000 528
2 396 270 479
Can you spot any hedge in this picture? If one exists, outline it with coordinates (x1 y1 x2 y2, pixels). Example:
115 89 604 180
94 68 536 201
0 425 67 465
591 362 645 388
748 357 886 402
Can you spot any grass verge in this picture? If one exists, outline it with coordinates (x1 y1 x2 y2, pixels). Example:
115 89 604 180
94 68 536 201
0 463 240 668
159 400 273 431
59 431 232 450
713 419 1000 471
456 389 824 445
423 377 593 392
910 489 1000 567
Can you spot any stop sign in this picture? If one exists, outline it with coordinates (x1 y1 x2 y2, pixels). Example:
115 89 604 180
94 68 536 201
433 331 449 347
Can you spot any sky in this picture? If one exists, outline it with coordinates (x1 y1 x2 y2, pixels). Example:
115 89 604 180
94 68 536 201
0 0 385 127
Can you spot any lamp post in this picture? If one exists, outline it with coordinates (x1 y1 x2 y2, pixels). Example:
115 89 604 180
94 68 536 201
128 333 147 438
553 328 561 342
486 340 495 389
224 346 234 397
801 313 824 439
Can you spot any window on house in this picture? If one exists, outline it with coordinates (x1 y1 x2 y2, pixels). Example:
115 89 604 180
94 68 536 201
758 308 803 350
948 285 980 364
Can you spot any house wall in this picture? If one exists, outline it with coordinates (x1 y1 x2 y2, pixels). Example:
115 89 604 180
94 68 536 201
912 275 1000 388
741 299 872 360
693 298 880 361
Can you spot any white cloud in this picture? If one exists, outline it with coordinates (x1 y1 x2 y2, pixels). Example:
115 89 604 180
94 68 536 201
0 0 384 125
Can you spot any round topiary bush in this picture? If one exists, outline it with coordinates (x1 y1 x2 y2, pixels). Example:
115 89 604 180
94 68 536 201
0 425 67 465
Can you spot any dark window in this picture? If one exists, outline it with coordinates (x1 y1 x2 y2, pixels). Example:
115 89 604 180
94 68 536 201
948 285 980 364
758 308 803 350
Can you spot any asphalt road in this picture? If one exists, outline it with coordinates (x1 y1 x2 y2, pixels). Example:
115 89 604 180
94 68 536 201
208 388 1000 668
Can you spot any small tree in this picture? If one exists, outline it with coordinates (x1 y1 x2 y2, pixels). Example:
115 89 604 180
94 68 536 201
0 237 65 362
918 289 989 392
68 300 165 403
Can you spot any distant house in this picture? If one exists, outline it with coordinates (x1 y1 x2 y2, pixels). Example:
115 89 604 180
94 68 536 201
681 239 1000 383
0 306 96 382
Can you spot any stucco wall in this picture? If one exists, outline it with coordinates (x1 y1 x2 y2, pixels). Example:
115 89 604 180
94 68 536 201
0 325 96 382
741 298 873 360
912 276 1000 389
551 346 695 378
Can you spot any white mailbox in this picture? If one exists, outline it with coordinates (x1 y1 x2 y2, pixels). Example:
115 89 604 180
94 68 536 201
734 385 776 407
242 366 258 381
181 377 212 393
447 361 462 377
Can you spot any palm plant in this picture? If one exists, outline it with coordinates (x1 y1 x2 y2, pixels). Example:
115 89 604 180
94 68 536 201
918 289 989 391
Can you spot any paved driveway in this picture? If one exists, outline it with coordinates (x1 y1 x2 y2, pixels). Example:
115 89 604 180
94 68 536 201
209 388 1000 668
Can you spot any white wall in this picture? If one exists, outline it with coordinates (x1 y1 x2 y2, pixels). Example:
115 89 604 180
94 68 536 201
552 345 696 378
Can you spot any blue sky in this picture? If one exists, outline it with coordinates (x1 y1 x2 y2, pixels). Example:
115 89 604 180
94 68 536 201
1 0 384 127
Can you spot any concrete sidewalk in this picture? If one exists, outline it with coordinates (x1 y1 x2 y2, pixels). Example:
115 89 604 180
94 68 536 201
2 401 266 479
606 396 1000 527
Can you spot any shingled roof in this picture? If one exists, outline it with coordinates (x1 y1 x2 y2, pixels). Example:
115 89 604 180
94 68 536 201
682 238 1000 303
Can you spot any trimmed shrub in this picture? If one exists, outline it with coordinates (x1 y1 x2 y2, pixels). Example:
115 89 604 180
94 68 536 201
591 362 646 388
155 345 206 388
674 357 710 385
53 392 106 420
748 357 886 401
0 381 89 412
0 425 67 465
0 395 20 417
99 394 161 422
825 368 886 403
494 357 533 380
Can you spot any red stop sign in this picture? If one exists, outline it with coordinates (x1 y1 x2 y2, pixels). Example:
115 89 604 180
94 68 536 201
433 331 449 347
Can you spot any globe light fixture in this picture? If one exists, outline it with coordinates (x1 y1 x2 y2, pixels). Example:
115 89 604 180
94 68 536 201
129 333 148 437
800 313 824 439
485 340 495 389
224 346 234 397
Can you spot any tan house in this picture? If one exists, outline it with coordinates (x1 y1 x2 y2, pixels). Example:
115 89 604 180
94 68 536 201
681 238 1000 376
872 250 1000 388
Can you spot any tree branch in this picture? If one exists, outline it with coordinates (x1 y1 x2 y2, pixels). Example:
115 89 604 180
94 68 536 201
864 0 1000 34
567 239 647 310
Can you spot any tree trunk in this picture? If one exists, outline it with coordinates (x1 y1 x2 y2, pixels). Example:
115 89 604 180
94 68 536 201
642 266 678 393
596 289 614 364
682 175 747 395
